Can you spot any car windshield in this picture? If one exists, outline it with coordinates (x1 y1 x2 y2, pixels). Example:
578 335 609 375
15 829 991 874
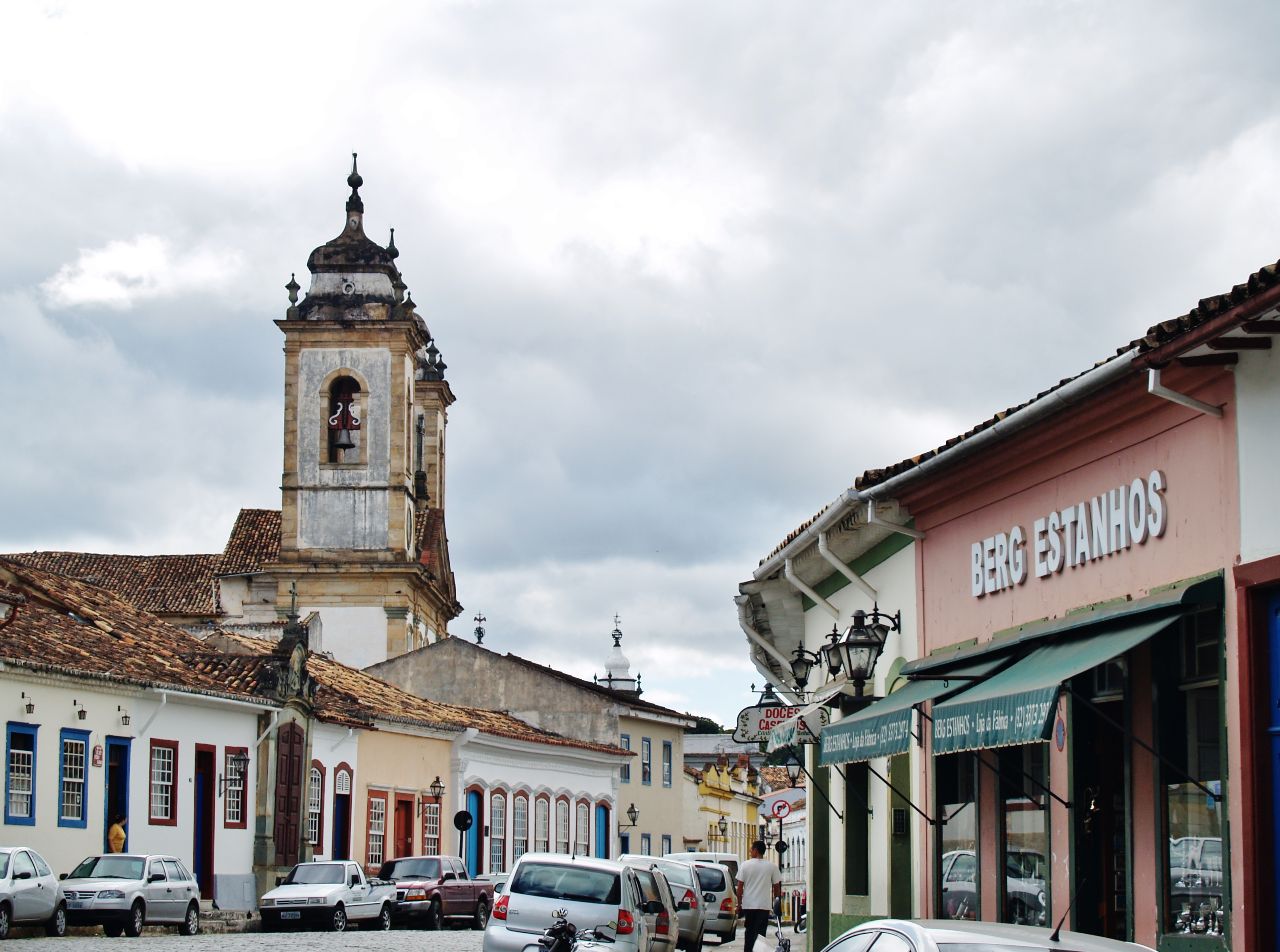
510 862 621 904
284 864 346 885
695 867 725 891
0 854 8 878
69 856 145 880
649 860 693 887
379 859 440 880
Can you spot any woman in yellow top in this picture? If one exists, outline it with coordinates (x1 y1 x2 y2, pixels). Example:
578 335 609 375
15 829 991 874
107 814 127 853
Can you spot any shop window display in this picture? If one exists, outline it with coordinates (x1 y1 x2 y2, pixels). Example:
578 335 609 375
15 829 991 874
1159 609 1226 937
997 744 1049 926
936 752 979 919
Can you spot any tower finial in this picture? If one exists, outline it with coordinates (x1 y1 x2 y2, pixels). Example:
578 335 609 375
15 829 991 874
345 152 364 214
387 227 399 260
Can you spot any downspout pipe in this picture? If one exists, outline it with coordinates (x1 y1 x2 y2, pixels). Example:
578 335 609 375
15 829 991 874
784 559 840 620
817 532 877 600
1146 368 1222 418
138 691 168 736
735 595 802 703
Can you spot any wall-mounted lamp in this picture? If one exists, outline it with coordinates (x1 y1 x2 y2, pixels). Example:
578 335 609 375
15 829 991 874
218 751 251 798
716 814 729 837
73 699 87 721
117 705 131 727
430 776 445 801
20 692 35 716
619 802 640 829
819 605 900 697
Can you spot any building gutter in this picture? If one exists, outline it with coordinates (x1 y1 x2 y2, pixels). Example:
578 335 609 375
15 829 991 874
1130 282 1280 369
754 348 1140 581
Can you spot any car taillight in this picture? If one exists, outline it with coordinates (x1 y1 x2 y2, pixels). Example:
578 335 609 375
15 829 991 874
683 888 698 910
656 911 670 935
616 909 635 935
721 897 735 912
493 895 509 920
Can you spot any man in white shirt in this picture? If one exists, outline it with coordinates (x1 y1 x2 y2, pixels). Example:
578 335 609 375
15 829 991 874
737 840 782 952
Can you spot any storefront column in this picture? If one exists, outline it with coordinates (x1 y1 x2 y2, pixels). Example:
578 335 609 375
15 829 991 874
1048 694 1070 928
1129 646 1158 948
978 750 999 923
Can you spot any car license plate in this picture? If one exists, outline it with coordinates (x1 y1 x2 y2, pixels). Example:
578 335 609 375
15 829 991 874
69 900 88 910
280 911 301 920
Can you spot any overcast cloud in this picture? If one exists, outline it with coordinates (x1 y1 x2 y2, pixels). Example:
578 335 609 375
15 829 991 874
4 0 1280 726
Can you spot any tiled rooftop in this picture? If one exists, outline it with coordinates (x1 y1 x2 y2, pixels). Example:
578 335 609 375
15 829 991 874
218 508 281 576
0 558 264 703
765 254 1280 563
3 551 220 617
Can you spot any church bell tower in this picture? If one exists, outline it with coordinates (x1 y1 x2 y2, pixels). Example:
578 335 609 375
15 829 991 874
268 156 460 667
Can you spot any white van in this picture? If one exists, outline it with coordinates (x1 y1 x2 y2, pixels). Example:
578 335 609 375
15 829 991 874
664 852 738 881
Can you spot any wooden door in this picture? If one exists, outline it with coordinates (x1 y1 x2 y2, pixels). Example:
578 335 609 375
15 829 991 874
274 722 305 867
394 794 415 859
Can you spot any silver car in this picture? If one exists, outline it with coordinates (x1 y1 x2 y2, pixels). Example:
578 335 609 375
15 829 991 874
819 919 1155 952
620 855 706 952
483 853 652 952
0 847 66 938
688 861 737 942
62 853 201 937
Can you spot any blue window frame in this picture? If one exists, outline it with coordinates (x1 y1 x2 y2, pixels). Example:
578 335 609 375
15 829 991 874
662 741 672 787
640 832 652 855
58 728 90 828
661 834 672 855
620 734 631 783
620 832 631 854
641 738 652 785
5 722 38 826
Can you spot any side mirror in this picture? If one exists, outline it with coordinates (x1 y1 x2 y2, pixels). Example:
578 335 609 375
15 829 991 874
59 873 68 881
443 872 456 882
350 875 360 887
643 900 663 914
703 892 715 903
275 876 284 886
149 873 165 883
676 900 691 911
15 871 32 881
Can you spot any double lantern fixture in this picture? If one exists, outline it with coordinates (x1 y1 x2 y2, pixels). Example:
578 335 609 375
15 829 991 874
788 605 901 699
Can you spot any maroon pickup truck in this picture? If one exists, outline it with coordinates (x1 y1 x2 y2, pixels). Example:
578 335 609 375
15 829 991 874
377 855 494 930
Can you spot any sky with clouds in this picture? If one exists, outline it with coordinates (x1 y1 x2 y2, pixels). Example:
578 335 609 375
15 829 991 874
4 0 1280 727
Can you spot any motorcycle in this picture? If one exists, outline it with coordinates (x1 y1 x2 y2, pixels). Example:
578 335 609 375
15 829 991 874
533 909 617 952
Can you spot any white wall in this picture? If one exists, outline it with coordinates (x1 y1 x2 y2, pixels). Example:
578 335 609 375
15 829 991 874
300 604 387 670
307 722 360 862
1 673 269 910
1236 346 1280 563
800 540 918 918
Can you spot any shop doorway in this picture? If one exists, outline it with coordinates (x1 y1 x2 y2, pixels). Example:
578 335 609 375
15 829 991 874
193 745 216 898
888 752 912 918
103 737 130 852
332 767 352 860
1071 672 1130 941
394 794 415 859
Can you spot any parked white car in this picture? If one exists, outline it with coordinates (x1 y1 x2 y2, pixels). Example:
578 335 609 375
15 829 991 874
259 860 395 932
61 854 200 937
0 847 66 939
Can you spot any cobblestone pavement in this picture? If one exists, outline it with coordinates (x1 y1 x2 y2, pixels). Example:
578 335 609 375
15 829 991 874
3 927 485 951
4 923 798 952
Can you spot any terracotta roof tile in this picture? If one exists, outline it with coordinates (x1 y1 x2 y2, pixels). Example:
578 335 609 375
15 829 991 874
760 766 803 791
0 558 266 704
218 508 281 576
3 551 220 617
207 630 630 755
767 255 1280 560
498 650 696 723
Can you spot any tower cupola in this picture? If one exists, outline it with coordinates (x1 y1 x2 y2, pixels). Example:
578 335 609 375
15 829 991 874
595 616 641 696
294 154 401 321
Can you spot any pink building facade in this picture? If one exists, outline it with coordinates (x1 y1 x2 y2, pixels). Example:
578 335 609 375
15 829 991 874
896 363 1239 949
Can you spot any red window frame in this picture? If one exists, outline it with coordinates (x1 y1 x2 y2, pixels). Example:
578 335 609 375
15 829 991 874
223 746 249 830
366 790 389 871
148 739 179 827
308 760 326 853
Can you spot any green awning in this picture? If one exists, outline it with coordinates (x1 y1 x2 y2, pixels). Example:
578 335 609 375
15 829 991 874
819 658 1003 766
930 614 1182 755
